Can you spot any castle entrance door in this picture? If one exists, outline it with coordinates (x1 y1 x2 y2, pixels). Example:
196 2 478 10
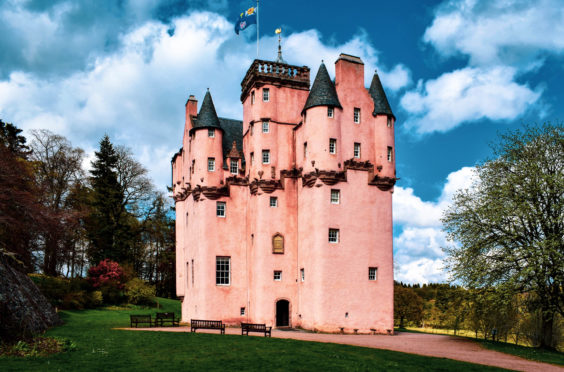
275 299 289 327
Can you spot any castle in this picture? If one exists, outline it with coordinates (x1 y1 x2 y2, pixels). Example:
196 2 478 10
172 52 396 334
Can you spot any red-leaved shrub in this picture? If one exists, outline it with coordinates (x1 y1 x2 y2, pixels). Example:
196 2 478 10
87 259 125 289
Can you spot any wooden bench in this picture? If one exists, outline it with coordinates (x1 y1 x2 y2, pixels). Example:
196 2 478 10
155 312 180 327
241 322 272 337
190 319 225 334
130 314 153 328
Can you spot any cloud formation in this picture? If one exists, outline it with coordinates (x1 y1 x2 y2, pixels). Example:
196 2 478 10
400 0 561 134
393 167 475 283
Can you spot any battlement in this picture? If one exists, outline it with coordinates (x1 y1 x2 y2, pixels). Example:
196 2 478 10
240 59 310 101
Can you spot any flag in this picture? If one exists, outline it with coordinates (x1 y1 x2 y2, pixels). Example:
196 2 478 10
234 6 257 35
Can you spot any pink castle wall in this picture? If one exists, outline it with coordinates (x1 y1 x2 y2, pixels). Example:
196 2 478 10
172 54 395 334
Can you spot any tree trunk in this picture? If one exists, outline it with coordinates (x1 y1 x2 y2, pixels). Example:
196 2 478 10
540 313 554 349
400 316 405 328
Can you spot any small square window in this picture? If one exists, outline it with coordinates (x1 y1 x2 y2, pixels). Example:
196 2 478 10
387 146 393 162
369 267 378 281
329 138 337 154
270 197 278 207
274 271 282 281
230 159 238 175
216 201 226 217
300 268 305 282
331 189 340 204
250 152 254 165
208 157 215 171
208 128 215 138
263 88 270 102
251 91 255 104
216 256 230 285
354 143 361 158
387 116 392 128
262 121 269 133
354 108 360 123
262 150 270 164
328 107 334 118
329 228 339 243
240 307 246 315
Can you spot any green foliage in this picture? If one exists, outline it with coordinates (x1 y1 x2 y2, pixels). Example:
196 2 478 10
394 285 424 328
0 336 75 357
29 274 91 309
88 291 103 307
124 278 155 305
443 122 564 349
0 299 504 371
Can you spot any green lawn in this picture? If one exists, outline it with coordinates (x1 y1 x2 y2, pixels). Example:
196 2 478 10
0 299 508 372
395 327 564 366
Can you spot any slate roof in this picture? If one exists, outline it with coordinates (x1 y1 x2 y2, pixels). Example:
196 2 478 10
190 90 222 132
219 117 243 167
369 72 394 117
302 62 342 113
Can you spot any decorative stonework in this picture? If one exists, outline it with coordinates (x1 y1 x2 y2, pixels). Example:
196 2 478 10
272 233 284 254
249 179 283 194
369 175 396 191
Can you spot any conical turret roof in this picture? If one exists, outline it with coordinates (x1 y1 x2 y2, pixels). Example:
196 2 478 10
303 62 342 113
191 90 222 131
369 72 394 117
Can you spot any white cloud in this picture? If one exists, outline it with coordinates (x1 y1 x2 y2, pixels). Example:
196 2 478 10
423 0 564 68
400 66 541 134
0 11 409 191
393 167 475 283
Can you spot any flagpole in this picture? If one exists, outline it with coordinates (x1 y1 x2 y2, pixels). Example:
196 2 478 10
256 0 259 58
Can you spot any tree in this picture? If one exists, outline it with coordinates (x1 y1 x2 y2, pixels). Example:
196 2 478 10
394 285 424 328
29 130 85 275
443 122 564 349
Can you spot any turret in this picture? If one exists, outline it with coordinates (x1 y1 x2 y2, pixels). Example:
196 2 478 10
368 71 395 180
300 62 342 172
188 90 224 186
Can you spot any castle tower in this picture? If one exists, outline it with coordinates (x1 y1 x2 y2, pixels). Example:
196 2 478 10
172 52 395 334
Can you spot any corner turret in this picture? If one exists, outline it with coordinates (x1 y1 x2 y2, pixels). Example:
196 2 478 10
302 62 342 113
369 72 394 118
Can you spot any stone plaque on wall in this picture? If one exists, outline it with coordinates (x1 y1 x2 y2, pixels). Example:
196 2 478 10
272 234 284 254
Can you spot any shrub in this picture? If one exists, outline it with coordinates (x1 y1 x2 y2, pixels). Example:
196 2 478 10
87 290 103 307
29 274 92 309
88 259 126 304
125 278 155 305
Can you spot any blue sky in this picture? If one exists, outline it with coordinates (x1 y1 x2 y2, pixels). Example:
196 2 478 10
1 0 563 283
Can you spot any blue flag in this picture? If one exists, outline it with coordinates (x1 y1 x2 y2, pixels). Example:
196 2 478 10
235 6 257 35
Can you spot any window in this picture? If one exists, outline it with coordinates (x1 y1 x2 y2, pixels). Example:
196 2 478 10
300 268 305 282
354 143 361 158
191 160 195 174
262 150 270 164
272 234 284 254
303 142 307 158
331 189 340 204
191 259 194 285
216 201 226 217
251 91 255 104
208 128 215 137
274 271 282 281
329 138 337 154
250 123 254 135
387 116 392 128
208 157 215 171
354 108 360 123
250 152 254 165
328 107 334 118
240 307 246 315
270 197 278 207
329 228 339 243
262 121 269 133
230 159 238 174
369 267 378 281
263 88 270 102
216 256 230 285
387 146 393 162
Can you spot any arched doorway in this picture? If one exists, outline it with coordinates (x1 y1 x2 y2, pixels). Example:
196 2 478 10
276 299 290 327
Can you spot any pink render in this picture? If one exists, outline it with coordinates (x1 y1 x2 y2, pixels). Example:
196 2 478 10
172 53 396 334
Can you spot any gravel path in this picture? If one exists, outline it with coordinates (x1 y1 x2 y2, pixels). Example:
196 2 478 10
121 327 563 371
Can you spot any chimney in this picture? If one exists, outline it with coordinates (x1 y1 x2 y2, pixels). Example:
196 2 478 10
185 95 198 130
334 54 364 89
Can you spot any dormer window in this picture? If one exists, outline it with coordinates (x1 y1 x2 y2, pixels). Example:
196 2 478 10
354 108 360 123
263 88 270 102
208 128 215 138
328 107 334 118
230 159 238 174
262 121 269 133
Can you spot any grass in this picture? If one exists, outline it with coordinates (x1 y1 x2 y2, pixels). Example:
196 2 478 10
396 327 564 366
0 299 509 372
